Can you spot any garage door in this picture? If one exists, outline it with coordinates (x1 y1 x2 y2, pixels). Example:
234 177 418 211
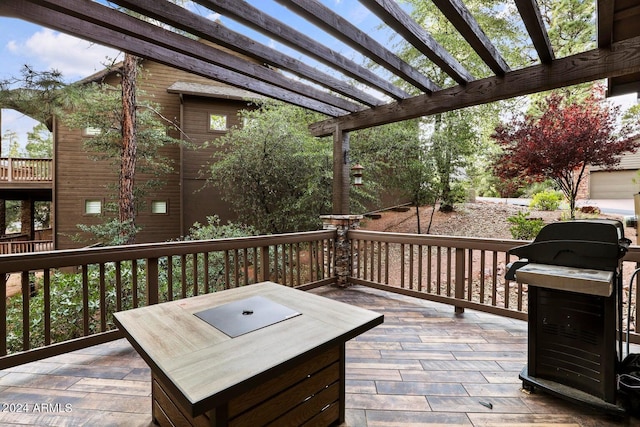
590 170 638 199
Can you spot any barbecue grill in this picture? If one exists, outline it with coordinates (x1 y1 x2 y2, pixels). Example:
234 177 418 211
505 219 630 414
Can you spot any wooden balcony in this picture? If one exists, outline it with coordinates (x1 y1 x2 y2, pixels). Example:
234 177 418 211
0 231 54 255
0 229 638 425
0 157 53 193
0 158 52 182
0 239 53 255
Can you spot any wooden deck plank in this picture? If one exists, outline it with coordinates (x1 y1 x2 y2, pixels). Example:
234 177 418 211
0 284 637 426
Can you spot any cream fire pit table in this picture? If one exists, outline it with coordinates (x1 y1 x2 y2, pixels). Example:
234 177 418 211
114 281 383 426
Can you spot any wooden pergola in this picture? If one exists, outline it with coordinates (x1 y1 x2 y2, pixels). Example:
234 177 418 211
2 0 640 213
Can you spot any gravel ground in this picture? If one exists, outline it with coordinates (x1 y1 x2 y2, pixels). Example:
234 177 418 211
361 201 634 242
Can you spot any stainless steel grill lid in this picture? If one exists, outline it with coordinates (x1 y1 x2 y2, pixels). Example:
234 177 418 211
508 219 630 272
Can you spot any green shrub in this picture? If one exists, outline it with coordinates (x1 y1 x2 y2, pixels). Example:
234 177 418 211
6 265 126 352
529 190 563 211
522 180 556 197
507 211 545 240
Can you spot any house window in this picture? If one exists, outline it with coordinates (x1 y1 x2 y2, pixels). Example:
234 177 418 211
209 114 227 131
151 200 168 214
83 127 102 136
84 200 102 215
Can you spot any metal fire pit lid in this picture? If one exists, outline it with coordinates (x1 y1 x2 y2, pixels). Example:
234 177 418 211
194 295 301 338
514 263 614 296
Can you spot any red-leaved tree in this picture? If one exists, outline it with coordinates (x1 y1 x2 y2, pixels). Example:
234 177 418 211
492 89 640 218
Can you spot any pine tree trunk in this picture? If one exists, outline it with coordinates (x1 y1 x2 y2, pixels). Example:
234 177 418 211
426 201 438 234
120 53 138 244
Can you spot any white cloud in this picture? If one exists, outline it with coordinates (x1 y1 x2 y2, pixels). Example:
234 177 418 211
2 28 120 147
6 40 18 53
9 28 121 81
344 4 371 26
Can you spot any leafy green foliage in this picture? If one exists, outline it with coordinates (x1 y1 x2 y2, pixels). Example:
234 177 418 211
392 1 527 211
7 267 122 352
507 211 545 240
350 119 429 207
187 215 257 240
539 0 595 58
26 123 53 158
428 110 479 211
529 190 563 211
76 218 140 246
4 201 21 233
522 180 556 197
1 130 22 157
183 216 261 290
206 101 334 233
0 66 70 130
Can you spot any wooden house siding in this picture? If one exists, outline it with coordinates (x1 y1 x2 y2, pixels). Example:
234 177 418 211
53 119 123 249
180 96 251 230
54 59 256 249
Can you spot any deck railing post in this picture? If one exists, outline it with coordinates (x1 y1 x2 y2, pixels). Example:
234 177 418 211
321 215 362 287
260 246 270 282
454 248 465 314
147 257 159 305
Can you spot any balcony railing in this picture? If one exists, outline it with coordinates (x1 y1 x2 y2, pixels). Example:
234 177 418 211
350 229 640 321
0 232 53 254
0 240 54 254
0 228 638 370
0 157 52 182
0 230 335 368
349 230 532 318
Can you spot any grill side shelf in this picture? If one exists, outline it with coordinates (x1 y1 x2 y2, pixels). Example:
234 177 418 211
514 263 614 297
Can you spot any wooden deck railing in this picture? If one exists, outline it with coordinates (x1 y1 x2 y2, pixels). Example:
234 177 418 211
0 232 54 254
0 240 54 254
349 230 640 343
1 227 639 369
0 230 335 368
0 157 52 182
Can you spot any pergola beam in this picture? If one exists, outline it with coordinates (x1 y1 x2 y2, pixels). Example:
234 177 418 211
309 35 640 136
2 0 639 134
29 0 362 114
193 0 410 100
597 0 615 48
515 0 554 63
432 0 510 75
360 0 473 85
109 0 385 108
274 0 439 94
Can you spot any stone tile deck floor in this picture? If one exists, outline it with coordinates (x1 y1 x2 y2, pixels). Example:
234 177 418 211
0 284 637 426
